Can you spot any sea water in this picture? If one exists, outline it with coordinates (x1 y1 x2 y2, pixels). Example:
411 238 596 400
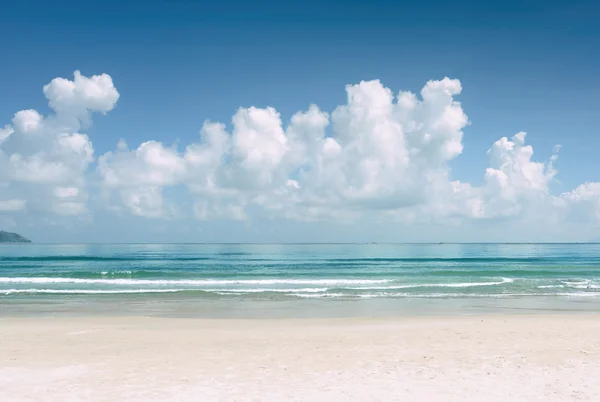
1 243 599 317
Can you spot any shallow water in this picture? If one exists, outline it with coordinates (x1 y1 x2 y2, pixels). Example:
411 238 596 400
1 243 600 317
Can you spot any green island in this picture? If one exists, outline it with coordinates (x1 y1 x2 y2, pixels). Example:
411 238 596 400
0 231 31 243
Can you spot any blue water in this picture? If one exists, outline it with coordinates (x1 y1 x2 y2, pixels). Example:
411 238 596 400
1 243 600 317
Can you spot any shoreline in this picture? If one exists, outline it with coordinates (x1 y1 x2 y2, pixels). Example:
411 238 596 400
2 314 599 401
2 294 599 319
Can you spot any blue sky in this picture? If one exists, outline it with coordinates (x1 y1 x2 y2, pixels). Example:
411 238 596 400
1 0 599 242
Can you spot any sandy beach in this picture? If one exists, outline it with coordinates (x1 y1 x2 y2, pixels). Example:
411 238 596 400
1 315 599 401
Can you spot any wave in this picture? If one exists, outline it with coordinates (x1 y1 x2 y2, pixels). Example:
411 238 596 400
0 277 391 286
290 293 346 298
0 287 328 295
0 256 214 262
322 257 600 263
206 287 328 293
3 277 596 290
0 288 187 295
423 269 600 277
347 278 514 290
3 255 599 264
288 292 600 299
558 280 600 289
3 287 600 298
562 280 591 285
0 277 520 288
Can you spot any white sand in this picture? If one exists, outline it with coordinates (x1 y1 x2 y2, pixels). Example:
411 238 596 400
1 315 599 401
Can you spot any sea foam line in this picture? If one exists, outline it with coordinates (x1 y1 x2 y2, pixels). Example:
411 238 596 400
0 277 391 286
205 287 328 293
3 289 600 298
0 289 186 295
348 278 514 290
0 288 326 295
289 291 600 299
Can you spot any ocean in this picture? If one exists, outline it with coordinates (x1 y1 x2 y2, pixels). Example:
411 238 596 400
1 243 600 317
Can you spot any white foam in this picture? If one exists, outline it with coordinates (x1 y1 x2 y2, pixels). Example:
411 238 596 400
0 277 390 286
0 289 185 295
561 280 590 286
435 278 515 287
573 284 600 289
289 293 346 298
557 279 600 289
348 278 514 290
207 288 328 293
100 270 133 275
284 291 600 299
3 288 599 298
0 288 327 295
213 292 243 296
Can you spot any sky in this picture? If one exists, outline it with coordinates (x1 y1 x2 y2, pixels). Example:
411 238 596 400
1 0 600 243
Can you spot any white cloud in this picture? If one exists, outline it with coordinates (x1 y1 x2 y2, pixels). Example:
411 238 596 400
54 186 80 199
556 183 600 222
0 125 13 144
117 186 177 219
472 132 560 218
98 140 186 188
485 132 555 196
0 199 26 212
95 75 600 228
0 71 119 217
97 140 187 219
98 78 473 220
289 78 468 215
43 70 120 123
3 70 600 238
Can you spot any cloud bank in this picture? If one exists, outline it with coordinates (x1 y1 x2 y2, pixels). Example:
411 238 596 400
1 71 599 238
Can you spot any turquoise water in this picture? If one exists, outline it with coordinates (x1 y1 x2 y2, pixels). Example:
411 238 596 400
1 243 600 317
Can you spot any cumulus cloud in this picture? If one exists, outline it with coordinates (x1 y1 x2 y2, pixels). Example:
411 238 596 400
3 70 600 236
0 71 119 217
476 132 559 218
556 183 600 222
0 125 13 144
43 70 120 124
97 140 186 218
97 77 472 220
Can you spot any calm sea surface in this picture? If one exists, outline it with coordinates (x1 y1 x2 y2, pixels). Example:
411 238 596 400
1 243 599 317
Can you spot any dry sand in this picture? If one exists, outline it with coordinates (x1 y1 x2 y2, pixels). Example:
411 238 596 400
1 315 599 401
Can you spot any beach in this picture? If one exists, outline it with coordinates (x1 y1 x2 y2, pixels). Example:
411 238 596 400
2 244 600 400
2 315 599 401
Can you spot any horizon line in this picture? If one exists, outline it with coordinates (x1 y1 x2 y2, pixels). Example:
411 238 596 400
2 242 600 246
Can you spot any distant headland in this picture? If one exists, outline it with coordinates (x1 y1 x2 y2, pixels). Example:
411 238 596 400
0 231 31 243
